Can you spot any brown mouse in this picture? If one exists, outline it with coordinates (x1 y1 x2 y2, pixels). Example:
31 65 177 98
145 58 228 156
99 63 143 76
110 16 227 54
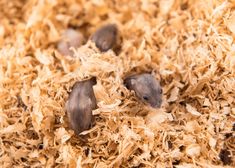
57 28 84 56
90 24 118 52
124 73 162 108
66 77 97 135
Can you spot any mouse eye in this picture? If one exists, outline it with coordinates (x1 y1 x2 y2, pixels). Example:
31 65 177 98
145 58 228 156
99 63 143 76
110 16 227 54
160 88 163 94
143 96 149 101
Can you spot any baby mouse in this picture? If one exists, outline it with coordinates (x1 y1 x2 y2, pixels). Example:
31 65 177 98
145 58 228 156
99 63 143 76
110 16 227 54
90 24 118 52
66 77 97 135
57 28 84 56
124 73 163 108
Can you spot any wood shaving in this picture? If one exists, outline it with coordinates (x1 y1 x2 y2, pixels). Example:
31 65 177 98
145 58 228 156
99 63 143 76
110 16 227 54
186 104 202 116
0 0 235 167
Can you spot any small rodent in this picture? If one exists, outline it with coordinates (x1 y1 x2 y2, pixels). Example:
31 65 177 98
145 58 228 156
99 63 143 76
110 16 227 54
124 73 163 108
57 28 84 56
66 77 97 135
90 24 117 52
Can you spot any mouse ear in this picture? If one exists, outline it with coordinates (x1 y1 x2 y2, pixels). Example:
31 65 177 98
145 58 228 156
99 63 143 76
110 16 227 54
90 77 97 85
124 77 134 89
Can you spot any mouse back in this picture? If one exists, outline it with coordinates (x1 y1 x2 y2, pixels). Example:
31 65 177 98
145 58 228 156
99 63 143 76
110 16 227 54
66 78 97 135
57 28 84 56
91 24 118 52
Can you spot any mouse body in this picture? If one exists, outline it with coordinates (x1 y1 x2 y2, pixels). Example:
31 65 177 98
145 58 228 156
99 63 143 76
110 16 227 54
124 73 162 108
90 24 117 52
66 77 97 135
57 28 84 56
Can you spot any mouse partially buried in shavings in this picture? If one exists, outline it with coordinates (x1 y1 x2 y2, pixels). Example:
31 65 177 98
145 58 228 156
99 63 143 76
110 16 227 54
124 73 163 108
57 28 84 56
90 24 118 52
66 77 97 136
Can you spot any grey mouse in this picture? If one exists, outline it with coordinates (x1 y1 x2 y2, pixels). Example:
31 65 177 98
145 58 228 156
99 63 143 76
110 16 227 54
124 73 163 108
57 28 84 56
90 24 117 52
66 77 97 135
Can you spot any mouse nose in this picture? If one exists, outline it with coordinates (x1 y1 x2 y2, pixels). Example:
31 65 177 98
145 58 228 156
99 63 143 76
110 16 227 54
151 100 162 108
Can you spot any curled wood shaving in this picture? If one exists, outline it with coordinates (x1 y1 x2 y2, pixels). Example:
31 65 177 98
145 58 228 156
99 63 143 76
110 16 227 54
186 104 202 116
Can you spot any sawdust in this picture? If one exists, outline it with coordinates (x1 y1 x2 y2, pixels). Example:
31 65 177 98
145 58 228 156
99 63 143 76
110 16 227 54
0 0 234 167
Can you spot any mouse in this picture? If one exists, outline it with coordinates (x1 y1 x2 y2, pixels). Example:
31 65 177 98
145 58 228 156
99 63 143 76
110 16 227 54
66 77 97 135
57 28 84 56
124 73 163 108
90 24 118 52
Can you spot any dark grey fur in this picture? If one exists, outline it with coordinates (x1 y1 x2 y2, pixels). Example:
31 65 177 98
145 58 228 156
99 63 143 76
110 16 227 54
66 77 97 135
91 24 117 52
124 73 162 108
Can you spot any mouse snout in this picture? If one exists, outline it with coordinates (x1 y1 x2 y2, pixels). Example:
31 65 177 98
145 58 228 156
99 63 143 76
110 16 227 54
151 99 162 108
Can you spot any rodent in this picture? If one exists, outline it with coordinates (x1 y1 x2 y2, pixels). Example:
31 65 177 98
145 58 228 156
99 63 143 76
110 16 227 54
57 28 84 56
90 24 117 52
66 77 97 135
124 73 163 108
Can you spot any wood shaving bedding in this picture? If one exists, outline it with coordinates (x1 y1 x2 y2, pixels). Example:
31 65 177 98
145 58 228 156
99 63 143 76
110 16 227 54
0 0 234 167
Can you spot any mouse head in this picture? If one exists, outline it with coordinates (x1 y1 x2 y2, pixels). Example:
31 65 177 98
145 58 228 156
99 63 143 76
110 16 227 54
89 76 97 85
125 74 162 108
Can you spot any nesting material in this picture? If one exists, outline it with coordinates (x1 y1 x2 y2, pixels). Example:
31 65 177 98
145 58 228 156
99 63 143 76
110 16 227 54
0 0 235 167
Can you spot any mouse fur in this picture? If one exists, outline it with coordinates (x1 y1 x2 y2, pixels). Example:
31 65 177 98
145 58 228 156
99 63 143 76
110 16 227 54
124 73 162 108
90 24 117 52
66 77 97 135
